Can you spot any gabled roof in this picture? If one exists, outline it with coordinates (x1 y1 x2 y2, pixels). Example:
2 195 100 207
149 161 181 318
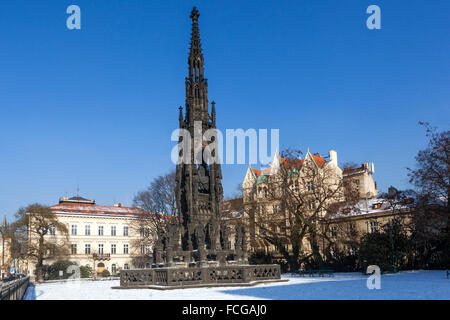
246 150 327 188
280 157 303 170
248 150 328 183
311 153 326 168
252 168 261 177
277 152 326 171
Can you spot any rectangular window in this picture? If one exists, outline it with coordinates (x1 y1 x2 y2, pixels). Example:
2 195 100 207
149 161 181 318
111 244 116 254
123 226 129 237
272 205 278 214
140 244 145 254
85 225 90 236
370 221 378 233
308 200 315 210
71 225 77 235
140 227 150 237
123 244 129 254
111 226 116 236
71 244 77 255
349 222 356 231
145 245 151 255
98 225 104 236
49 225 56 235
85 244 91 254
307 181 314 192
98 244 104 254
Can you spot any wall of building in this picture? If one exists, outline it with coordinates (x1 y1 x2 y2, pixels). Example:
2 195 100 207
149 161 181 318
27 213 145 278
1 237 12 276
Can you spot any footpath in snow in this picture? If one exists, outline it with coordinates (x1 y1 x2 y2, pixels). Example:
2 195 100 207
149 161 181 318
23 270 450 300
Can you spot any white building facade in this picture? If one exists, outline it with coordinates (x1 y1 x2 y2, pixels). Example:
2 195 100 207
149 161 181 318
27 196 146 277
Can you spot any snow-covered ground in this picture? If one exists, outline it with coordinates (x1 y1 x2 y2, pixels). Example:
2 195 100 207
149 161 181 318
23 270 449 300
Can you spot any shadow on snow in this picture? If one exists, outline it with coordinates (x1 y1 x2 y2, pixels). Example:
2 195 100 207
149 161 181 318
219 271 449 300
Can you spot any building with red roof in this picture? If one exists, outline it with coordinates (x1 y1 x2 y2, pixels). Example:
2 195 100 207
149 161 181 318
27 196 150 279
241 148 379 255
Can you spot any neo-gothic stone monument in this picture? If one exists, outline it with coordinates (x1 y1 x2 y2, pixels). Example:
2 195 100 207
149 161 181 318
119 7 280 289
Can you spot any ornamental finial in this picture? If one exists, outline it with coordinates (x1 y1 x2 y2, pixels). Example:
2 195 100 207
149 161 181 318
190 7 200 21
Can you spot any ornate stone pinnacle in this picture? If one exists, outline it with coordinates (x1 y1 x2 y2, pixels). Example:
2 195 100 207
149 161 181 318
190 7 200 21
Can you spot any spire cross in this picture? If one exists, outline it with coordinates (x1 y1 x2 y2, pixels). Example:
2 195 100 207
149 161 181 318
190 7 200 21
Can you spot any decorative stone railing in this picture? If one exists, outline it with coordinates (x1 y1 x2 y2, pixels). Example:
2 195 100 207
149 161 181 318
119 264 281 288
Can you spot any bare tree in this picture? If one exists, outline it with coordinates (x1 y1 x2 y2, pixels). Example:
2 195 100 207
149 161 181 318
131 171 177 267
408 122 449 206
224 183 244 201
5 218 28 272
407 122 449 268
15 204 69 282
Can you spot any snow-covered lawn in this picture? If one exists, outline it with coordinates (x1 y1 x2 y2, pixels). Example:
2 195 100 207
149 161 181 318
23 270 449 300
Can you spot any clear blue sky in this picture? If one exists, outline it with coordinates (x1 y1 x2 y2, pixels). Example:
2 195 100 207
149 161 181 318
1 1 449 220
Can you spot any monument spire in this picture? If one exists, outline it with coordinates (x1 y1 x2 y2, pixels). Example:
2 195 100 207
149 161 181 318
177 6 224 257
189 7 202 58
185 6 209 124
119 7 280 288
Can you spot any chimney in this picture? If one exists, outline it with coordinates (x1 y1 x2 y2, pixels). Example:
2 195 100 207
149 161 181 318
329 149 338 165
363 161 369 170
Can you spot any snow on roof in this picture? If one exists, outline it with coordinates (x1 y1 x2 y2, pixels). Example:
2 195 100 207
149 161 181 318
331 197 414 219
50 202 142 216
222 198 244 219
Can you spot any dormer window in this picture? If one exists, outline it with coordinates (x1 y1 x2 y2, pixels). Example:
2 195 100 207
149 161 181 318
372 203 382 209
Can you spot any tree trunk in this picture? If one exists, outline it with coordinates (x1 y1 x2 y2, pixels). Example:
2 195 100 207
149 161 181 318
36 236 44 283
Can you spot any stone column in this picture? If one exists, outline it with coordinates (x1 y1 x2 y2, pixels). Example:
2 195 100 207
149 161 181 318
166 245 174 267
242 227 249 264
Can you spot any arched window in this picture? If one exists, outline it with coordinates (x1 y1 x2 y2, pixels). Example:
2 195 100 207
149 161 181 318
97 263 105 274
